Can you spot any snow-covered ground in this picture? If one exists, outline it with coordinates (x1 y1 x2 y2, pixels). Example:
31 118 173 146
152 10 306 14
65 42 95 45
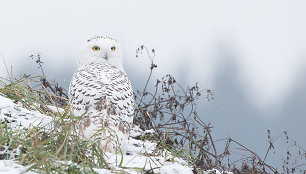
0 160 37 174
0 95 52 129
0 93 232 174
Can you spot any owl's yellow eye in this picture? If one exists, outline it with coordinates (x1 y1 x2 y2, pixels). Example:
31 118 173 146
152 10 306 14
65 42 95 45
111 46 116 51
92 46 100 51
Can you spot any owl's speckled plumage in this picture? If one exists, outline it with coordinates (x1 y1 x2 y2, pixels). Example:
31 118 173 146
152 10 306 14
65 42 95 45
69 36 134 152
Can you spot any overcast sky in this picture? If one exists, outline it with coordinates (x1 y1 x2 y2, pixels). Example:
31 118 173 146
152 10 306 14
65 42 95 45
1 0 305 169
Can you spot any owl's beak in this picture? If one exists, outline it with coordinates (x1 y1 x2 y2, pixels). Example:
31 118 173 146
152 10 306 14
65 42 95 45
104 53 108 60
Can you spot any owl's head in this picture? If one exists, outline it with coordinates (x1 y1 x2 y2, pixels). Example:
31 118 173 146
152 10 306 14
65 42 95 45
78 36 123 67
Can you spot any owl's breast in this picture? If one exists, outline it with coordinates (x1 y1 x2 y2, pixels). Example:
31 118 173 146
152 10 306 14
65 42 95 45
68 63 134 122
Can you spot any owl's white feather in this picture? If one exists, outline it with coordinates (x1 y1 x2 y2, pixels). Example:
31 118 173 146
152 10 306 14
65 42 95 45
69 36 134 152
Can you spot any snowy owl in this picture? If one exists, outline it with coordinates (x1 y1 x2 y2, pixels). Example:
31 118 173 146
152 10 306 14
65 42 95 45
68 36 134 152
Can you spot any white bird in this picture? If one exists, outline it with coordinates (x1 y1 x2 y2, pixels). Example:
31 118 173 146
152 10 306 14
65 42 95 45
69 36 134 152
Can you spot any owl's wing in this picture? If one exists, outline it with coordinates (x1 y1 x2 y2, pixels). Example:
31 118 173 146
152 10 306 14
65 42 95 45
106 68 134 123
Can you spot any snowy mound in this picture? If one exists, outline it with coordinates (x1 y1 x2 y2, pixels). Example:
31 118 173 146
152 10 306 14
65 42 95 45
0 94 231 174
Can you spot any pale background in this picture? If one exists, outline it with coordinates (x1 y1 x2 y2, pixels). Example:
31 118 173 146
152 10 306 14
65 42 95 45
0 0 305 169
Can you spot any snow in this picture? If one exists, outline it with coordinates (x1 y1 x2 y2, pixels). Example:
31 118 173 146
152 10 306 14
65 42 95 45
0 94 52 130
160 163 193 174
0 93 232 174
0 160 37 174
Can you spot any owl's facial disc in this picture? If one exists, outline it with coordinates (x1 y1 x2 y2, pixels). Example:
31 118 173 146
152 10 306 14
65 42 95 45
78 36 123 68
